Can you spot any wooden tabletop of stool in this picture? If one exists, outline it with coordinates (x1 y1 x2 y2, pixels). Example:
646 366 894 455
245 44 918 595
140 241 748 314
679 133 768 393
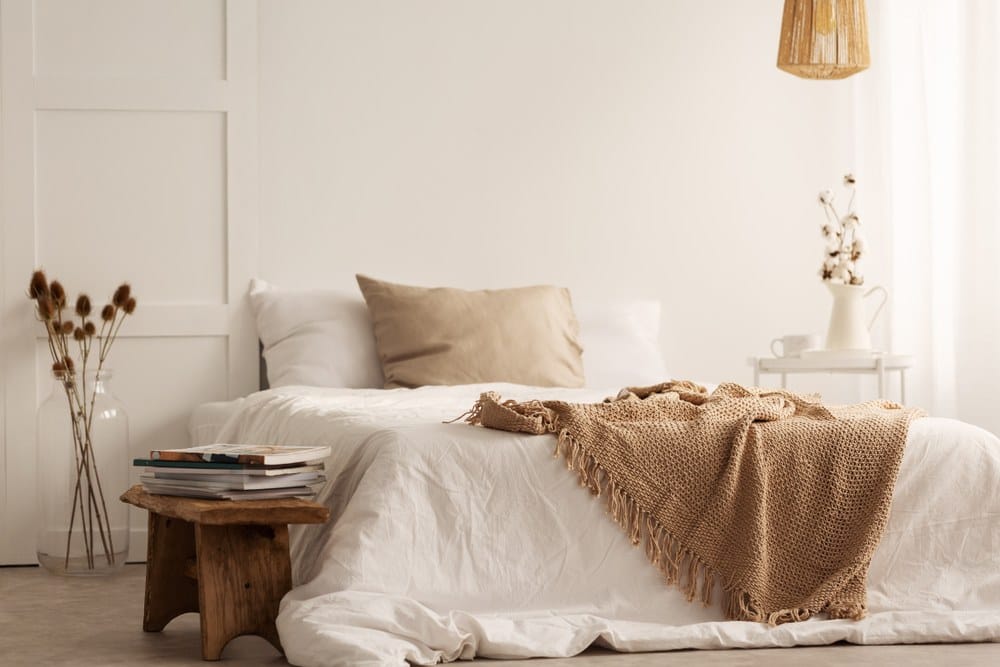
120 484 329 526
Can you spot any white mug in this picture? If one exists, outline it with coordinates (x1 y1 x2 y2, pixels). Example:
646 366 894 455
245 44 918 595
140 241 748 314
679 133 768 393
771 334 822 358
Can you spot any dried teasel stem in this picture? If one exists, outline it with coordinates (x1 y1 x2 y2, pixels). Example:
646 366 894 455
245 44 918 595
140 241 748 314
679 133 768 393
84 284 138 565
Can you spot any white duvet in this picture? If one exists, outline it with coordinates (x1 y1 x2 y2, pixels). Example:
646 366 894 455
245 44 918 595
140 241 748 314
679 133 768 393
210 384 1000 666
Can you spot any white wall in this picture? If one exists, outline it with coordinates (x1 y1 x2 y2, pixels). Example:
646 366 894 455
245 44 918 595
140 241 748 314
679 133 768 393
2 0 864 564
258 0 866 385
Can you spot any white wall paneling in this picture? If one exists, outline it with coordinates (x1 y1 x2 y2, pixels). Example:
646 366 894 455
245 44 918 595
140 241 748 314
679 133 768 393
34 0 226 80
0 0 259 564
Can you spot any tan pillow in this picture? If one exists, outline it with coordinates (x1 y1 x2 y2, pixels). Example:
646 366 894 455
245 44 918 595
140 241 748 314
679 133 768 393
356 275 584 389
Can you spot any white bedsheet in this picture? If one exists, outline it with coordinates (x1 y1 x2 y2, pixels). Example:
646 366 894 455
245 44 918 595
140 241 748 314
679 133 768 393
210 384 1000 666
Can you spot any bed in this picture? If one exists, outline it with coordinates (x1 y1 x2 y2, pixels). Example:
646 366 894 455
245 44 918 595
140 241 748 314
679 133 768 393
187 278 1000 666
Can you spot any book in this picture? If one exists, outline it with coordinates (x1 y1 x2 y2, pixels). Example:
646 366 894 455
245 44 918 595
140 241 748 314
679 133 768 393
134 459 323 476
140 481 317 501
149 444 331 466
141 471 325 490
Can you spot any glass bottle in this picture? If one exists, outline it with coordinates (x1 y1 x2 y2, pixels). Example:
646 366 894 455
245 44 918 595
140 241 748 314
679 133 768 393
36 369 129 575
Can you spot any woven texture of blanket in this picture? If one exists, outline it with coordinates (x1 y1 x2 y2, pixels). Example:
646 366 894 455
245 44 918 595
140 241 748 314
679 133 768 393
463 381 925 624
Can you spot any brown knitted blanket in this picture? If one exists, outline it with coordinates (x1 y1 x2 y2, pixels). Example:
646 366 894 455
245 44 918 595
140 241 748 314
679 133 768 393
458 381 923 624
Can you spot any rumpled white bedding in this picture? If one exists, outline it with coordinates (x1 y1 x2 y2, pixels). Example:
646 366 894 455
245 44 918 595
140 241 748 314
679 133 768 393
210 384 1000 666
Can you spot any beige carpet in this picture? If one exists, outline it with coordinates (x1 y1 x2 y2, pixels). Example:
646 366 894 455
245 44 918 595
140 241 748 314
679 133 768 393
0 564 997 666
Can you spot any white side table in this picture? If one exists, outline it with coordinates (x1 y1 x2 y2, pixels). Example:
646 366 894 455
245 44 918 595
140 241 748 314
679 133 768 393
749 354 914 402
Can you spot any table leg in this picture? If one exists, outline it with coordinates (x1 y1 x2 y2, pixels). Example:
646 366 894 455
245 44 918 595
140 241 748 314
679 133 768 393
780 373 787 389
752 358 760 387
143 512 199 632
900 369 907 404
194 523 291 660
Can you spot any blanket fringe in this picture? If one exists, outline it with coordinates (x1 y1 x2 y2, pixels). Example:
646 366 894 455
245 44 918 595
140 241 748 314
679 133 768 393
553 428 826 626
827 603 867 621
450 392 559 434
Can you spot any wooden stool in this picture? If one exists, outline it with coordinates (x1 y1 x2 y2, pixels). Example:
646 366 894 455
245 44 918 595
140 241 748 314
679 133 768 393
120 485 329 661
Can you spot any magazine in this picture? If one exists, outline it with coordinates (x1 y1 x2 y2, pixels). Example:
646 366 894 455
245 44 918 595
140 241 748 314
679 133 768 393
140 480 318 501
140 471 324 490
149 444 331 466
134 459 323 475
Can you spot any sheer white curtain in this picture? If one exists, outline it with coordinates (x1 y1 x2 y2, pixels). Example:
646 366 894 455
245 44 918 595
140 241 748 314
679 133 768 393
857 0 1000 436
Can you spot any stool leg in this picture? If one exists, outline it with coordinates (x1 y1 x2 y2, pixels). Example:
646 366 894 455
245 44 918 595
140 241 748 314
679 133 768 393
143 512 199 632
194 523 290 661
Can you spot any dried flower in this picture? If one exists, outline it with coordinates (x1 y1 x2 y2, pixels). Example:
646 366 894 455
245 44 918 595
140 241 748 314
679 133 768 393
37 298 55 321
112 283 131 308
27 270 135 571
817 174 866 286
75 294 92 318
29 270 49 300
50 281 66 308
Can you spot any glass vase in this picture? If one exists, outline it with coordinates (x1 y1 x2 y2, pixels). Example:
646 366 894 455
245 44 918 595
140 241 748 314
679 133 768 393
36 369 129 575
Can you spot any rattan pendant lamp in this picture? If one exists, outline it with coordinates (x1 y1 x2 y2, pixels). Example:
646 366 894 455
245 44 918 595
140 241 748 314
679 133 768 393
777 0 870 79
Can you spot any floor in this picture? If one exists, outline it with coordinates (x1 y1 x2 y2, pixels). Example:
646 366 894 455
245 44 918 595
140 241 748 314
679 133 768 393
1 565 997 666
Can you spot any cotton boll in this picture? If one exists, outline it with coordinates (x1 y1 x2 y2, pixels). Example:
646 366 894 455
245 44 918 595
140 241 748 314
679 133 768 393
837 256 856 277
853 234 867 254
826 237 842 253
842 213 860 231
819 190 834 205
831 265 850 282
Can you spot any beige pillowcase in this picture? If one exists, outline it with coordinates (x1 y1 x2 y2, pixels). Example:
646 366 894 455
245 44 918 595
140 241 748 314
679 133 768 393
356 275 585 389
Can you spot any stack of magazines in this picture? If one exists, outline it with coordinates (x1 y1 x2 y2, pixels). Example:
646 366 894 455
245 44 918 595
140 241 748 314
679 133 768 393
135 444 331 500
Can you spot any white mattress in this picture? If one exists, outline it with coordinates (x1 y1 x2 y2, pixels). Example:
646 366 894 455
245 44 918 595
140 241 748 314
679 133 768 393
207 385 1000 666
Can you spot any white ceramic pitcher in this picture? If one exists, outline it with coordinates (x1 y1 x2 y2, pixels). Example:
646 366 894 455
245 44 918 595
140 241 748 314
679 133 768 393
824 282 888 351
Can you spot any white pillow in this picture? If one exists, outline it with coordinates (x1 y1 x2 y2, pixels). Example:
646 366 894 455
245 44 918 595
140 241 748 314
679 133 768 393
574 300 668 388
249 279 384 389
249 280 666 391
